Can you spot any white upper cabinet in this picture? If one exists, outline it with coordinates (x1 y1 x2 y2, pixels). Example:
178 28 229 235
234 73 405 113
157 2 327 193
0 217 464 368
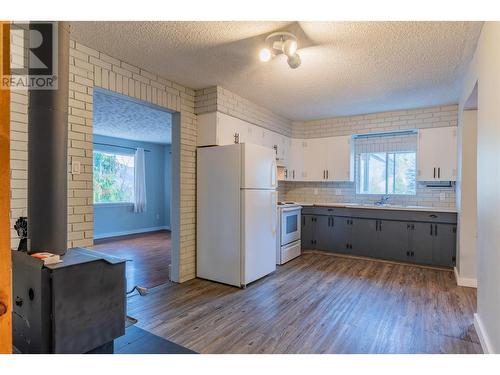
286 139 304 181
417 126 457 181
197 112 240 146
324 136 354 181
302 138 327 181
197 111 289 164
298 136 354 182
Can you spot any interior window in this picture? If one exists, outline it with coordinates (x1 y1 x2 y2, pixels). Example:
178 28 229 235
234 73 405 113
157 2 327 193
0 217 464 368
357 151 416 195
93 150 135 203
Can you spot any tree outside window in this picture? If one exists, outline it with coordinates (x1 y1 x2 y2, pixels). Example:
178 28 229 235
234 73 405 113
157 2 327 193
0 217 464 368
93 150 135 203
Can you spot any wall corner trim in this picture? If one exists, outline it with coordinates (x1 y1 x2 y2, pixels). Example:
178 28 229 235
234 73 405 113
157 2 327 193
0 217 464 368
474 313 494 354
454 267 478 288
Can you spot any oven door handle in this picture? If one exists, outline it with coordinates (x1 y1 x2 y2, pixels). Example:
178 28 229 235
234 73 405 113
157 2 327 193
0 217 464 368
281 206 302 212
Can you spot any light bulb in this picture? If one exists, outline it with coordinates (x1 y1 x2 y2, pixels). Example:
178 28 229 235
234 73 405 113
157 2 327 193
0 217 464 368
287 53 301 69
259 48 272 62
282 39 297 57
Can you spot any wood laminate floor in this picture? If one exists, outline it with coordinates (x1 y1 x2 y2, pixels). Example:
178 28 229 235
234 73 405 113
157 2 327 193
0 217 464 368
92 230 171 290
127 252 481 354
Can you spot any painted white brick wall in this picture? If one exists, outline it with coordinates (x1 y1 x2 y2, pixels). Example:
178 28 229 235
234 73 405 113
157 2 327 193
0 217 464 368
281 105 458 208
10 39 197 282
9 23 28 250
195 86 293 137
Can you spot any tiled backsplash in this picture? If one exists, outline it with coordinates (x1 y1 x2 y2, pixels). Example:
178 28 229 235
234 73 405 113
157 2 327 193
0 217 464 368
278 181 456 208
279 105 458 208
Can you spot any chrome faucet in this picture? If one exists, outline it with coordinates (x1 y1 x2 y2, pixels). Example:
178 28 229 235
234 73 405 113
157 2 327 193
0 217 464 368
375 195 390 206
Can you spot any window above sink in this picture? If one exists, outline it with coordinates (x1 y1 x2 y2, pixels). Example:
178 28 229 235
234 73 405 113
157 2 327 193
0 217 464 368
357 151 416 195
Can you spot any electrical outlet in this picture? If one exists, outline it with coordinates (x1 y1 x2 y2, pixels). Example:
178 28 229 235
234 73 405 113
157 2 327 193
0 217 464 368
440 192 446 201
71 160 81 174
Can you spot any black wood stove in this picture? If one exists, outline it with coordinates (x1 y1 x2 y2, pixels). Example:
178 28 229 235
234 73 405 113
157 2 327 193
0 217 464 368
12 249 126 354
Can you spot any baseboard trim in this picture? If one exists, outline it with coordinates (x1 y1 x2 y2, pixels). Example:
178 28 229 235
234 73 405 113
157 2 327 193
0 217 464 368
454 267 478 288
94 226 170 240
474 313 493 354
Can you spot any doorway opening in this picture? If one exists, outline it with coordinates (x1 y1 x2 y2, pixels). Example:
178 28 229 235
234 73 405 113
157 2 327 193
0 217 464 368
90 88 173 290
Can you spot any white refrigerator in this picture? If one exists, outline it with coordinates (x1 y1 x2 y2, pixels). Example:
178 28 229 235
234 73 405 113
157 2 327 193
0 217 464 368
197 143 278 287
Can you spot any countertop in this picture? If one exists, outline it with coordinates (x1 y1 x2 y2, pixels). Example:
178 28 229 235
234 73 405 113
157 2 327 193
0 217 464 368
295 202 458 213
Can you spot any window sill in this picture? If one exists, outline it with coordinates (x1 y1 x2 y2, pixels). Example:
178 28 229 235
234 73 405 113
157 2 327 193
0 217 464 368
94 202 134 207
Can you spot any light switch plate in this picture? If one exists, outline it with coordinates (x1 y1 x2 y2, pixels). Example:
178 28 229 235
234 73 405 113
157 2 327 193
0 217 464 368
71 160 81 174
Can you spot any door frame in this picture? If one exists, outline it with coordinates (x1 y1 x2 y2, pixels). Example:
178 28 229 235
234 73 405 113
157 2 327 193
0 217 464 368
0 21 12 354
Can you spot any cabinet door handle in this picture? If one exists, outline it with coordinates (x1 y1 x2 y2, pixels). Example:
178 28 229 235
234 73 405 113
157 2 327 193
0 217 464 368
292 170 295 179
376 220 379 231
379 221 382 232
411 251 414 257
406 251 410 256
430 224 433 236
331 217 334 227
433 167 436 178
326 170 329 179
438 167 441 179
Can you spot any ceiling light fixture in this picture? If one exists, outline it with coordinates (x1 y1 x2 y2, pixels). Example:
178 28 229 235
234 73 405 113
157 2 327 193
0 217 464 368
259 48 272 62
259 31 301 69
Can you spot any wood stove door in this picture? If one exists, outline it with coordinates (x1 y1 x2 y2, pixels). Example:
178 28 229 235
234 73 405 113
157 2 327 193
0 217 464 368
0 21 12 354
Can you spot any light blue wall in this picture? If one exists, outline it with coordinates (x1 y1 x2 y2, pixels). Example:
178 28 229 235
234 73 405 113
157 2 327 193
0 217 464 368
164 144 172 228
93 134 171 239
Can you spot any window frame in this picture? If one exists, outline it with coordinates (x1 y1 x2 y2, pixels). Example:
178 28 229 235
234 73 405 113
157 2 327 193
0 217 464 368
92 149 136 205
356 150 416 196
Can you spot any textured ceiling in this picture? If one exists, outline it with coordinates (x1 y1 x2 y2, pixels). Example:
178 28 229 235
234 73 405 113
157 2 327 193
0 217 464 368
72 21 483 121
93 89 172 144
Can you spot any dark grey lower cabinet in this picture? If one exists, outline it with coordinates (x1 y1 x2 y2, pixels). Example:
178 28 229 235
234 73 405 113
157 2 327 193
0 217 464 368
378 220 409 262
432 223 457 267
301 215 315 249
330 216 351 254
351 218 378 257
300 208 457 268
407 223 433 264
315 215 332 250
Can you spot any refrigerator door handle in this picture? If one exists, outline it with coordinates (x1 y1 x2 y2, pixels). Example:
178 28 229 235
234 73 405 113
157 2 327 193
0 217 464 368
271 191 278 235
271 158 277 188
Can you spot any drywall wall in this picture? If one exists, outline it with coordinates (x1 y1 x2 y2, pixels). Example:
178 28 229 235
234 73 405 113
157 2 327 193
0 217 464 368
460 21 500 354
456 109 478 287
93 135 170 239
